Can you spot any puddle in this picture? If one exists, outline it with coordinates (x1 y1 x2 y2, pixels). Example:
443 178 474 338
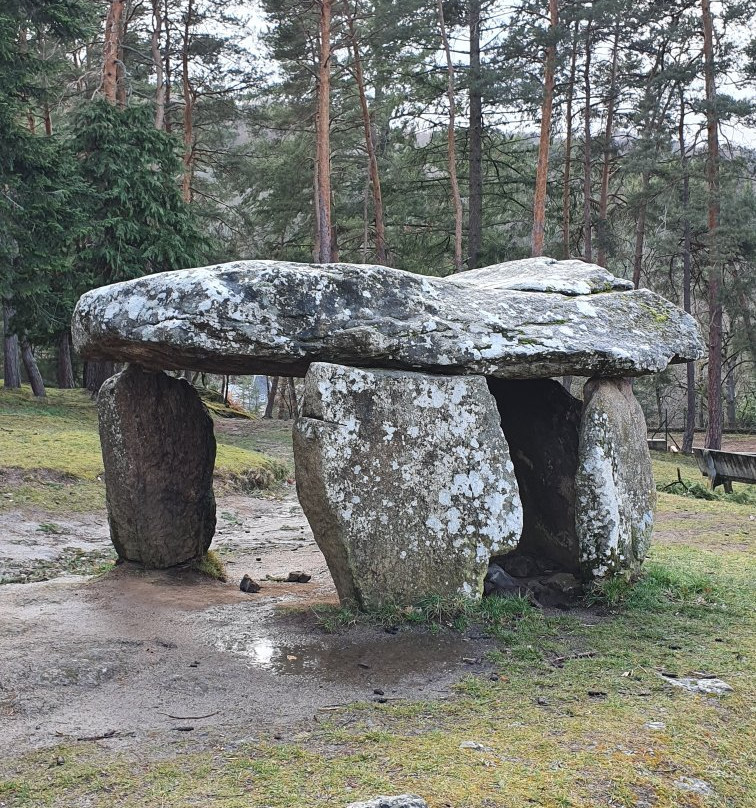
204 602 488 685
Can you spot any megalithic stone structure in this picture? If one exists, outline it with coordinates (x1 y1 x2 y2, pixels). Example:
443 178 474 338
72 258 704 601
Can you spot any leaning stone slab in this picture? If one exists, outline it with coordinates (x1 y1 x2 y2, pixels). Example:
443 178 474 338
293 363 522 609
98 364 216 567
72 257 703 380
575 378 656 578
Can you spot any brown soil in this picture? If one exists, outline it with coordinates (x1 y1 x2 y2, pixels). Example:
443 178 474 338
0 488 496 755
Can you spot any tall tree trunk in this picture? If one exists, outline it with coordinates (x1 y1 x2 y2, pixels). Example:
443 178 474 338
679 95 696 454
702 0 722 450
316 0 333 263
725 357 736 429
436 0 463 273
181 0 194 203
2 303 21 389
151 0 166 129
346 7 386 264
531 0 558 257
20 338 45 398
596 22 620 268
561 22 579 260
163 0 172 132
632 170 650 289
102 0 125 103
582 17 593 263
468 0 483 268
57 331 75 389
116 1 128 109
85 361 115 394
264 376 279 419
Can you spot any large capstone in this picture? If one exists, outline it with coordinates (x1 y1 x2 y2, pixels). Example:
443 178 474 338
98 364 216 567
72 258 703 379
575 378 656 578
293 363 523 609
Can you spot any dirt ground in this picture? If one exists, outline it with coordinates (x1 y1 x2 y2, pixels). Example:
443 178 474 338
0 487 497 756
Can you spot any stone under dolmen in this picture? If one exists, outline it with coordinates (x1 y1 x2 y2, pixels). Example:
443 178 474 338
71 257 704 608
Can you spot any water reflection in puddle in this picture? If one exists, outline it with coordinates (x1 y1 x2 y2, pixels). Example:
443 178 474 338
206 604 487 684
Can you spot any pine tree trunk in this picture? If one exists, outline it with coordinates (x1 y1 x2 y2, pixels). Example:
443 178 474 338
582 18 593 263
57 331 75 389
436 0 463 273
561 22 578 260
725 358 737 429
85 361 115 394
596 22 619 268
679 96 696 455
2 302 21 389
702 0 722 450
468 0 483 268
531 0 558 258
102 1 125 103
116 4 127 109
632 170 650 289
316 0 333 263
264 376 279 419
152 0 166 129
163 0 172 132
346 10 386 265
20 338 45 398
181 0 194 203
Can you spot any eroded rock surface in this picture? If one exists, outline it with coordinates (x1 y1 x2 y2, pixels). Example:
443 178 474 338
72 258 703 379
575 378 656 578
293 363 522 609
98 365 216 567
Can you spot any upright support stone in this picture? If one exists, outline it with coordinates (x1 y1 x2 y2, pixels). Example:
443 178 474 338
293 363 523 609
98 364 216 568
576 377 656 578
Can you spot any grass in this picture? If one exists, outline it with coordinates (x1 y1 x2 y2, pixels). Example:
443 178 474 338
0 392 754 806
191 549 228 581
0 386 288 512
651 450 756 505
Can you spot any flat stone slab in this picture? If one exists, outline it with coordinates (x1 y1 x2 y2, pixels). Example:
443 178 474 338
72 258 703 379
293 363 522 608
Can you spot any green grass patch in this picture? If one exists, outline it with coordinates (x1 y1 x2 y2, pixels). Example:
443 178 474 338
0 386 288 512
191 549 228 581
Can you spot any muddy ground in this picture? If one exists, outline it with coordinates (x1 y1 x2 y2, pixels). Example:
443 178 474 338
0 487 496 756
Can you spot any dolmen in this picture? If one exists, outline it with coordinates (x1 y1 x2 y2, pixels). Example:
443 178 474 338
72 258 703 609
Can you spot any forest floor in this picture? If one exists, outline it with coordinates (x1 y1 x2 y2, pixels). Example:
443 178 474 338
0 388 753 808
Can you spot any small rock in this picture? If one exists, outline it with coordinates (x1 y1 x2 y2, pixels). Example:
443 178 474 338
239 575 261 593
543 572 582 597
659 674 733 695
55 756 65 766
459 741 492 752
346 796 428 808
674 777 715 796
287 570 312 583
358 662 371 669
645 721 666 730
537 696 549 706
484 564 525 597
373 688 385 696
374 697 388 704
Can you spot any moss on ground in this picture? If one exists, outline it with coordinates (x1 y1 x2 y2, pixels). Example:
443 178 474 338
0 386 288 512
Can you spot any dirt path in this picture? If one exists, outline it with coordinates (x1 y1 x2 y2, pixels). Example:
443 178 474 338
0 489 495 755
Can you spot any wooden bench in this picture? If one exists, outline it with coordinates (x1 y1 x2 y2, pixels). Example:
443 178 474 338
693 448 756 491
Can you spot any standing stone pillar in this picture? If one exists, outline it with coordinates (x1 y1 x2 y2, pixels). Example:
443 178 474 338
98 364 216 568
293 362 523 609
575 377 656 579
